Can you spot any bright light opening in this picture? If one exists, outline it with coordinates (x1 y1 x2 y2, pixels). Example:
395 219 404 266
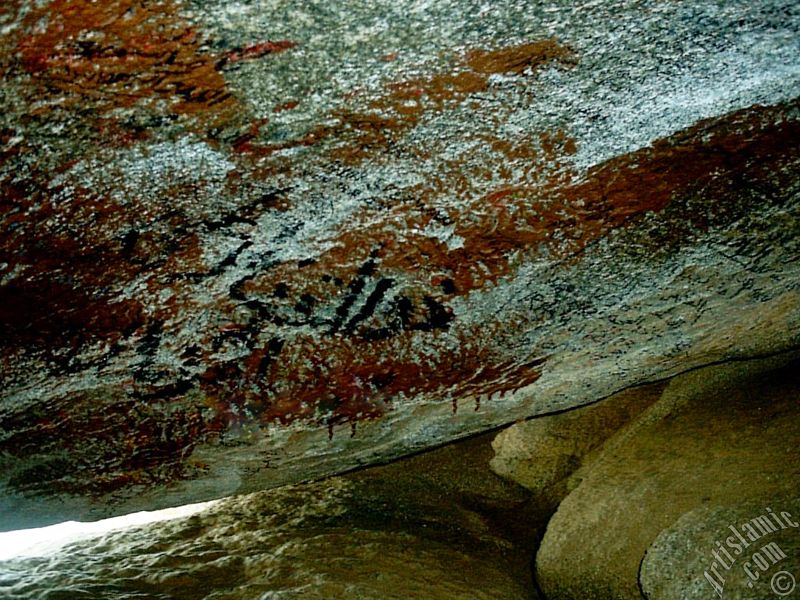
0 499 220 561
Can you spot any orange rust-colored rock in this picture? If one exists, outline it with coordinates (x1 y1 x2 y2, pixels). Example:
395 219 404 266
466 39 578 75
14 0 237 120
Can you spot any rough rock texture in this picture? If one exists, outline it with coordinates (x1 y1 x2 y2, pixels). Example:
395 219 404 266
1 0 800 528
534 353 800 600
490 383 664 501
641 498 800 600
0 432 542 599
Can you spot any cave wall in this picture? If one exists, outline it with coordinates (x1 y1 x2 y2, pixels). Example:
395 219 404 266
0 0 798 529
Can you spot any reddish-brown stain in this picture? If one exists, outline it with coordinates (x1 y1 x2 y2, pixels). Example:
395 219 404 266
0 280 144 351
273 100 299 113
0 391 208 496
95 117 152 148
198 322 546 438
207 101 800 438
14 0 238 121
224 40 297 63
465 39 578 74
2 6 798 497
0 167 209 359
213 100 798 440
236 39 578 164
316 102 800 298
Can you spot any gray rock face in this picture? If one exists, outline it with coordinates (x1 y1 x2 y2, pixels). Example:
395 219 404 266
1 0 799 528
534 354 800 599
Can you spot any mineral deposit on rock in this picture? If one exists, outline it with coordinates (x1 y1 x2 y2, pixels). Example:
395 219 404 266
1 0 799 529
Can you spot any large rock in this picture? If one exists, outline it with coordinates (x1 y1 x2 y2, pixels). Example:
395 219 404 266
535 353 800 599
490 383 664 503
0 432 541 599
641 497 800 600
1 0 800 528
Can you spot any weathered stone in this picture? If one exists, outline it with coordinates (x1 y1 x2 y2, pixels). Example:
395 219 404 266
535 353 800 600
0 432 541 599
490 383 664 498
640 498 800 600
1 0 799 529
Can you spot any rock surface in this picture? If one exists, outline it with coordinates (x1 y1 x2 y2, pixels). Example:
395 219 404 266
0 432 541 599
1 0 800 528
490 383 664 501
641 497 800 600
534 353 800 599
